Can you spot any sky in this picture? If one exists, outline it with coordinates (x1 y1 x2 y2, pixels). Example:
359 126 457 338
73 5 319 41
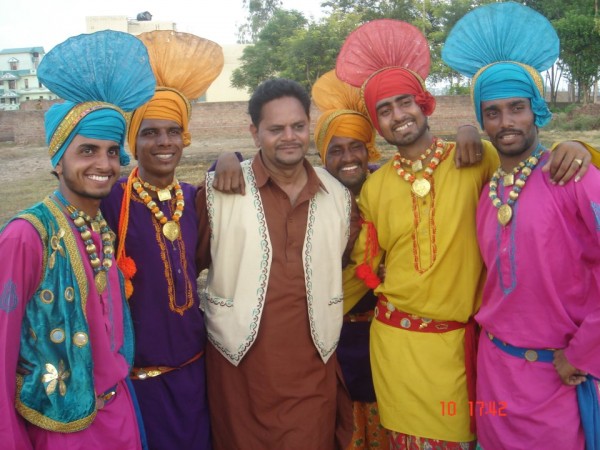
0 0 326 52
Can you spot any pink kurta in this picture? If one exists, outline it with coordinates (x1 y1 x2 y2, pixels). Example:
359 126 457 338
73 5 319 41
0 217 141 449
476 152 600 449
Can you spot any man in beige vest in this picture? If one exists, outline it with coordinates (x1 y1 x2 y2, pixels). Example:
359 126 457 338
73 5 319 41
195 78 359 450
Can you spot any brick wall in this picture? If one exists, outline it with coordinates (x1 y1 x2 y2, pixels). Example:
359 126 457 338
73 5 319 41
0 96 478 145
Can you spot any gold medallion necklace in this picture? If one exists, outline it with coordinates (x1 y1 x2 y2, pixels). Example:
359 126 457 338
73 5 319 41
392 138 446 197
133 177 184 242
488 144 545 226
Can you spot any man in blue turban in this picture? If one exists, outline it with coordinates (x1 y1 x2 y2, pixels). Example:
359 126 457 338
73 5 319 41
0 30 155 449
443 3 600 449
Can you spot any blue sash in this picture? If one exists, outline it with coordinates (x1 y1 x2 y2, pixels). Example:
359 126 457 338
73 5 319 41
489 332 600 449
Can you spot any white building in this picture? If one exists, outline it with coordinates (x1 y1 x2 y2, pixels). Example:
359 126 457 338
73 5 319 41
85 14 176 36
0 47 54 110
0 14 248 111
206 44 250 102
86 14 249 102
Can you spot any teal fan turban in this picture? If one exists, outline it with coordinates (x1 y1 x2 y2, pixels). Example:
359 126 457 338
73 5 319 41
38 30 156 167
441 2 559 130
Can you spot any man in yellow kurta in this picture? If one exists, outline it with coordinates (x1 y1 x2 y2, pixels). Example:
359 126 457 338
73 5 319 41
336 19 596 449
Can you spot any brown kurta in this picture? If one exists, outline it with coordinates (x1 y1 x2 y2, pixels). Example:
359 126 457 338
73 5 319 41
196 153 359 450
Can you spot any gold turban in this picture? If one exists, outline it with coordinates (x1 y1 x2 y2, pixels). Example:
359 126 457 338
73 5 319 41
127 30 224 158
312 70 380 163
314 109 379 163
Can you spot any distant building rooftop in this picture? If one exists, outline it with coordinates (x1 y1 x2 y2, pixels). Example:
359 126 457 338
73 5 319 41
0 47 45 54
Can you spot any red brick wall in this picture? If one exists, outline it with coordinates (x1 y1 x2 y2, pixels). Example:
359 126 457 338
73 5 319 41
0 96 478 145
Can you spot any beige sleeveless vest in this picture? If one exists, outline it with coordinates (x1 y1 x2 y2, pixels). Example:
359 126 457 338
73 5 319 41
202 159 352 366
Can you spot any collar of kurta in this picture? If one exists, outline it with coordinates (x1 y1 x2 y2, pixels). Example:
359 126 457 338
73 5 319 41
252 152 329 195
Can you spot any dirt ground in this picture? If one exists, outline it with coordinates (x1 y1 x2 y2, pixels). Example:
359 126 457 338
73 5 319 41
0 136 327 224
1 128 600 224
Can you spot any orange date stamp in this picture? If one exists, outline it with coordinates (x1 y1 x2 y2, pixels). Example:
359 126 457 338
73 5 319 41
440 401 507 417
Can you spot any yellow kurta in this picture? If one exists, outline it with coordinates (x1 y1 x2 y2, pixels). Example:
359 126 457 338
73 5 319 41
343 140 498 442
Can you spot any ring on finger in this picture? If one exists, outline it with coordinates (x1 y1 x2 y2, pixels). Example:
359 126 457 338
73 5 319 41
573 158 583 166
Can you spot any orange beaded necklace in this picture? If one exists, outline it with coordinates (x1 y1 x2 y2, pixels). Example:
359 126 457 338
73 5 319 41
133 176 185 242
392 138 446 197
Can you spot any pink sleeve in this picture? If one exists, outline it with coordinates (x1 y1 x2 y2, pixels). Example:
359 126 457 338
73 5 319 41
0 219 43 449
563 171 600 377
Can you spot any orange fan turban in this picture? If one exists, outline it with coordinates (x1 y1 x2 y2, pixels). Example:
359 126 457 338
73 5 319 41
126 31 224 158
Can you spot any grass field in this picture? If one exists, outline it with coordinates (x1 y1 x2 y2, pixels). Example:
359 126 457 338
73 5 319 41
1 129 600 225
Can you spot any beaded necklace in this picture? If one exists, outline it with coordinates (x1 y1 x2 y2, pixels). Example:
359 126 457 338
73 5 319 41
392 138 446 197
489 144 545 226
397 146 433 172
133 177 184 242
140 179 178 201
54 191 114 294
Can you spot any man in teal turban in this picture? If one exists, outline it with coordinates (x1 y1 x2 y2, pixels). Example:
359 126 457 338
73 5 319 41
0 30 155 449
443 3 600 449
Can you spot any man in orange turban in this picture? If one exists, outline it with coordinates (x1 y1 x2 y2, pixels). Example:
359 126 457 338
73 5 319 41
101 30 223 450
313 71 390 450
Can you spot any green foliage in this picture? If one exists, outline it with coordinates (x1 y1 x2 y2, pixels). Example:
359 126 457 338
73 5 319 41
232 0 600 97
550 102 580 114
231 10 362 93
445 84 470 95
547 103 600 131
554 12 600 102
237 0 283 43
548 111 600 131
231 10 308 92
280 12 363 90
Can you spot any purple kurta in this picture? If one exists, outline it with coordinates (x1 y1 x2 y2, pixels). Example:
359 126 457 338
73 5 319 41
102 180 210 450
338 292 377 402
0 217 141 449
338 165 380 404
476 152 600 449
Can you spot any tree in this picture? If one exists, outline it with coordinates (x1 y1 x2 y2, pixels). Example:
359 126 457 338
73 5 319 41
283 12 365 90
232 10 363 93
237 0 283 44
527 0 600 103
231 10 307 92
554 12 600 103
545 63 567 106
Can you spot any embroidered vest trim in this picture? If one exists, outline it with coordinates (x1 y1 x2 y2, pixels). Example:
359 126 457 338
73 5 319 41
2 197 134 432
203 160 351 365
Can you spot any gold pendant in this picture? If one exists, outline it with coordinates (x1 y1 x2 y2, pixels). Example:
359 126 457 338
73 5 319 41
91 221 100 233
95 271 107 294
497 204 513 226
411 178 431 198
157 189 172 201
503 174 515 186
412 160 423 172
162 221 180 241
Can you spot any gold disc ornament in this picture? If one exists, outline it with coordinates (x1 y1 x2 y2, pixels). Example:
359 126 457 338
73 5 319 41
162 221 181 241
411 178 431 198
497 204 513 226
95 271 107 294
